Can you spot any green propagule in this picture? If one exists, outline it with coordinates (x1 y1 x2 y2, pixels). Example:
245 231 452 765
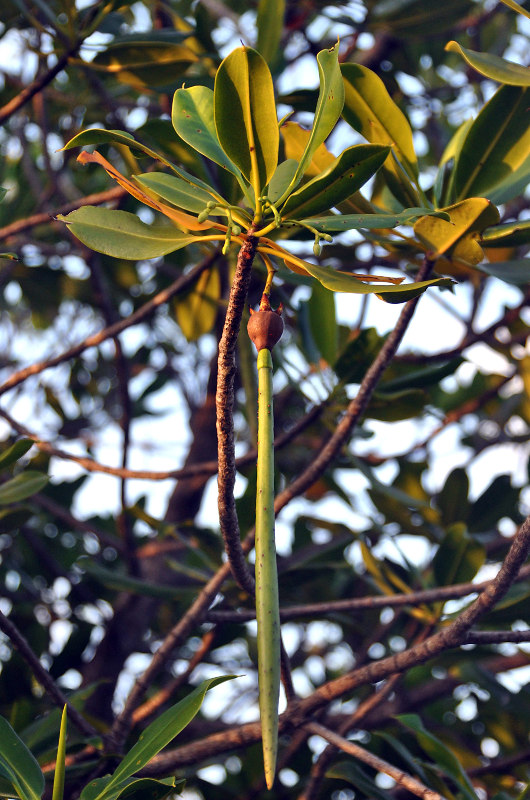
247 291 284 790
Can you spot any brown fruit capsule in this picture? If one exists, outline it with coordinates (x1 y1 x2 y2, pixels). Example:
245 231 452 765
247 307 284 352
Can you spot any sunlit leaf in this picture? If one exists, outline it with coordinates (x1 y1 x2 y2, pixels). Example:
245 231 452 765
280 144 389 219
172 86 244 182
214 46 279 197
58 207 207 260
133 172 220 214
74 150 212 231
341 62 419 205
51 707 67 800
275 43 344 203
175 266 220 341
280 120 336 177
446 41 530 85
498 0 530 20
452 85 530 201
302 207 447 232
413 198 500 264
86 41 197 89
481 219 530 248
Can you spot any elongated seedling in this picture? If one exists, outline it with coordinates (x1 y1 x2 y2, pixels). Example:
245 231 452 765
248 299 283 789
255 346 281 789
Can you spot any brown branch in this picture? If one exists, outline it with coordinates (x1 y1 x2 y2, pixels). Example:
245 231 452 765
0 254 215 398
0 387 323 481
0 44 80 127
141 650 530 776
0 609 97 738
216 232 259 595
305 721 444 800
206 563 530 622
286 513 530 723
0 186 126 243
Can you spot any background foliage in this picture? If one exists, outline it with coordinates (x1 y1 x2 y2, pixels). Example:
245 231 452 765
0 1 530 799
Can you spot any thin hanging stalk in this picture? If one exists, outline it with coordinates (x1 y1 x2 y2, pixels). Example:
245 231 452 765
248 294 283 789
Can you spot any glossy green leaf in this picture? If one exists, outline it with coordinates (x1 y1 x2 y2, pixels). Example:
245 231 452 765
80 677 235 800
266 159 299 204
175 266 220 341
302 207 446 232
0 471 48 505
478 259 530 285
341 62 419 204
453 85 530 201
275 43 344 204
63 128 218 196
51 707 67 800
88 41 197 88
446 41 530 85
413 198 500 263
280 144 390 219
368 387 427 420
433 523 485 586
433 118 473 206
172 86 244 182
0 716 44 800
134 172 220 214
256 0 285 64
481 219 530 247
290 259 450 301
0 439 33 470
308 280 337 364
397 714 479 800
58 207 205 260
214 46 279 197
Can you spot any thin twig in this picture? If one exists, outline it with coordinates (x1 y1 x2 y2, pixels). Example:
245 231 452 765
0 610 97 738
0 44 80 126
306 721 444 800
287 513 530 723
207 563 530 622
0 255 215 397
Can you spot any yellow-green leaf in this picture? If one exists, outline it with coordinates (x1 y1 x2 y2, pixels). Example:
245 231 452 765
134 172 221 214
413 198 500 264
172 86 244 181
175 266 220 341
214 46 279 198
341 63 419 205
88 41 197 89
275 44 344 203
453 85 530 201
280 144 390 220
446 41 530 86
